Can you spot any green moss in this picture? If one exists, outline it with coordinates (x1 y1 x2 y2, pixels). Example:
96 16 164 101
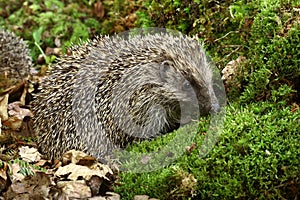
238 4 300 103
1 0 299 198
115 102 300 199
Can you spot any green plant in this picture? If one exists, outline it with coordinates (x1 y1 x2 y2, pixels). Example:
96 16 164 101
33 27 56 64
0 0 98 61
115 101 300 199
9 159 46 177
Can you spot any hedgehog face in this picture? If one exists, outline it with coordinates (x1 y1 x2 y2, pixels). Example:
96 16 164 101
155 60 198 127
157 59 218 122
156 36 220 117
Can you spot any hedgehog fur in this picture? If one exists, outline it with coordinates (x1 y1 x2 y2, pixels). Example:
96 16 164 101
0 29 32 84
32 31 220 161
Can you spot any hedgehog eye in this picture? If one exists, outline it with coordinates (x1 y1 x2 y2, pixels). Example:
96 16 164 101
182 81 192 90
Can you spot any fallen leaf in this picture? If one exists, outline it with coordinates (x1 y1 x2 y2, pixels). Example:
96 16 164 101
19 146 41 163
57 180 92 198
0 161 11 193
2 115 23 130
106 192 121 200
94 1 105 18
45 47 62 56
185 142 197 155
62 149 96 166
8 102 33 120
87 175 104 196
55 163 111 181
221 56 246 82
0 94 9 121
0 81 28 105
10 163 25 182
4 172 52 199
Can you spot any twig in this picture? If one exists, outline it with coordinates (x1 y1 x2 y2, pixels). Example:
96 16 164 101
214 31 240 42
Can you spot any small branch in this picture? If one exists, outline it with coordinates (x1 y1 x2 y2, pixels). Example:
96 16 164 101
214 31 240 42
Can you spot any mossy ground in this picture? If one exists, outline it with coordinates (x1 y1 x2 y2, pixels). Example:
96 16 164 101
116 102 299 199
0 0 299 199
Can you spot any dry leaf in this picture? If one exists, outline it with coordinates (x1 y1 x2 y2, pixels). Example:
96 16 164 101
45 47 62 56
4 172 52 199
106 192 121 200
0 94 9 121
90 162 113 176
221 56 246 82
185 142 197 155
0 161 11 193
94 1 105 18
57 180 92 198
62 149 96 166
0 81 28 105
19 146 41 163
2 115 23 130
88 175 104 196
8 102 33 120
34 159 50 167
133 195 149 200
55 163 111 181
2 102 33 130
10 163 25 182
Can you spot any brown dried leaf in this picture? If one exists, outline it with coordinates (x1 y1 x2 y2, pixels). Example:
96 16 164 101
94 1 105 18
2 115 23 130
62 149 96 166
34 159 50 168
45 47 62 56
221 56 246 82
57 180 92 198
0 93 9 121
55 163 111 181
291 102 299 112
4 172 52 199
8 102 33 120
2 102 33 130
0 161 11 193
10 163 25 182
0 81 27 105
19 146 41 163
106 192 121 200
88 175 104 196
185 142 197 155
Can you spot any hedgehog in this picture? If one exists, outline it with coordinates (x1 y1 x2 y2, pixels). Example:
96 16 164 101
0 29 32 86
32 30 220 161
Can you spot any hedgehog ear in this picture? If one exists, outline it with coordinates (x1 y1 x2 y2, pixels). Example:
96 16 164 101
159 60 172 83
